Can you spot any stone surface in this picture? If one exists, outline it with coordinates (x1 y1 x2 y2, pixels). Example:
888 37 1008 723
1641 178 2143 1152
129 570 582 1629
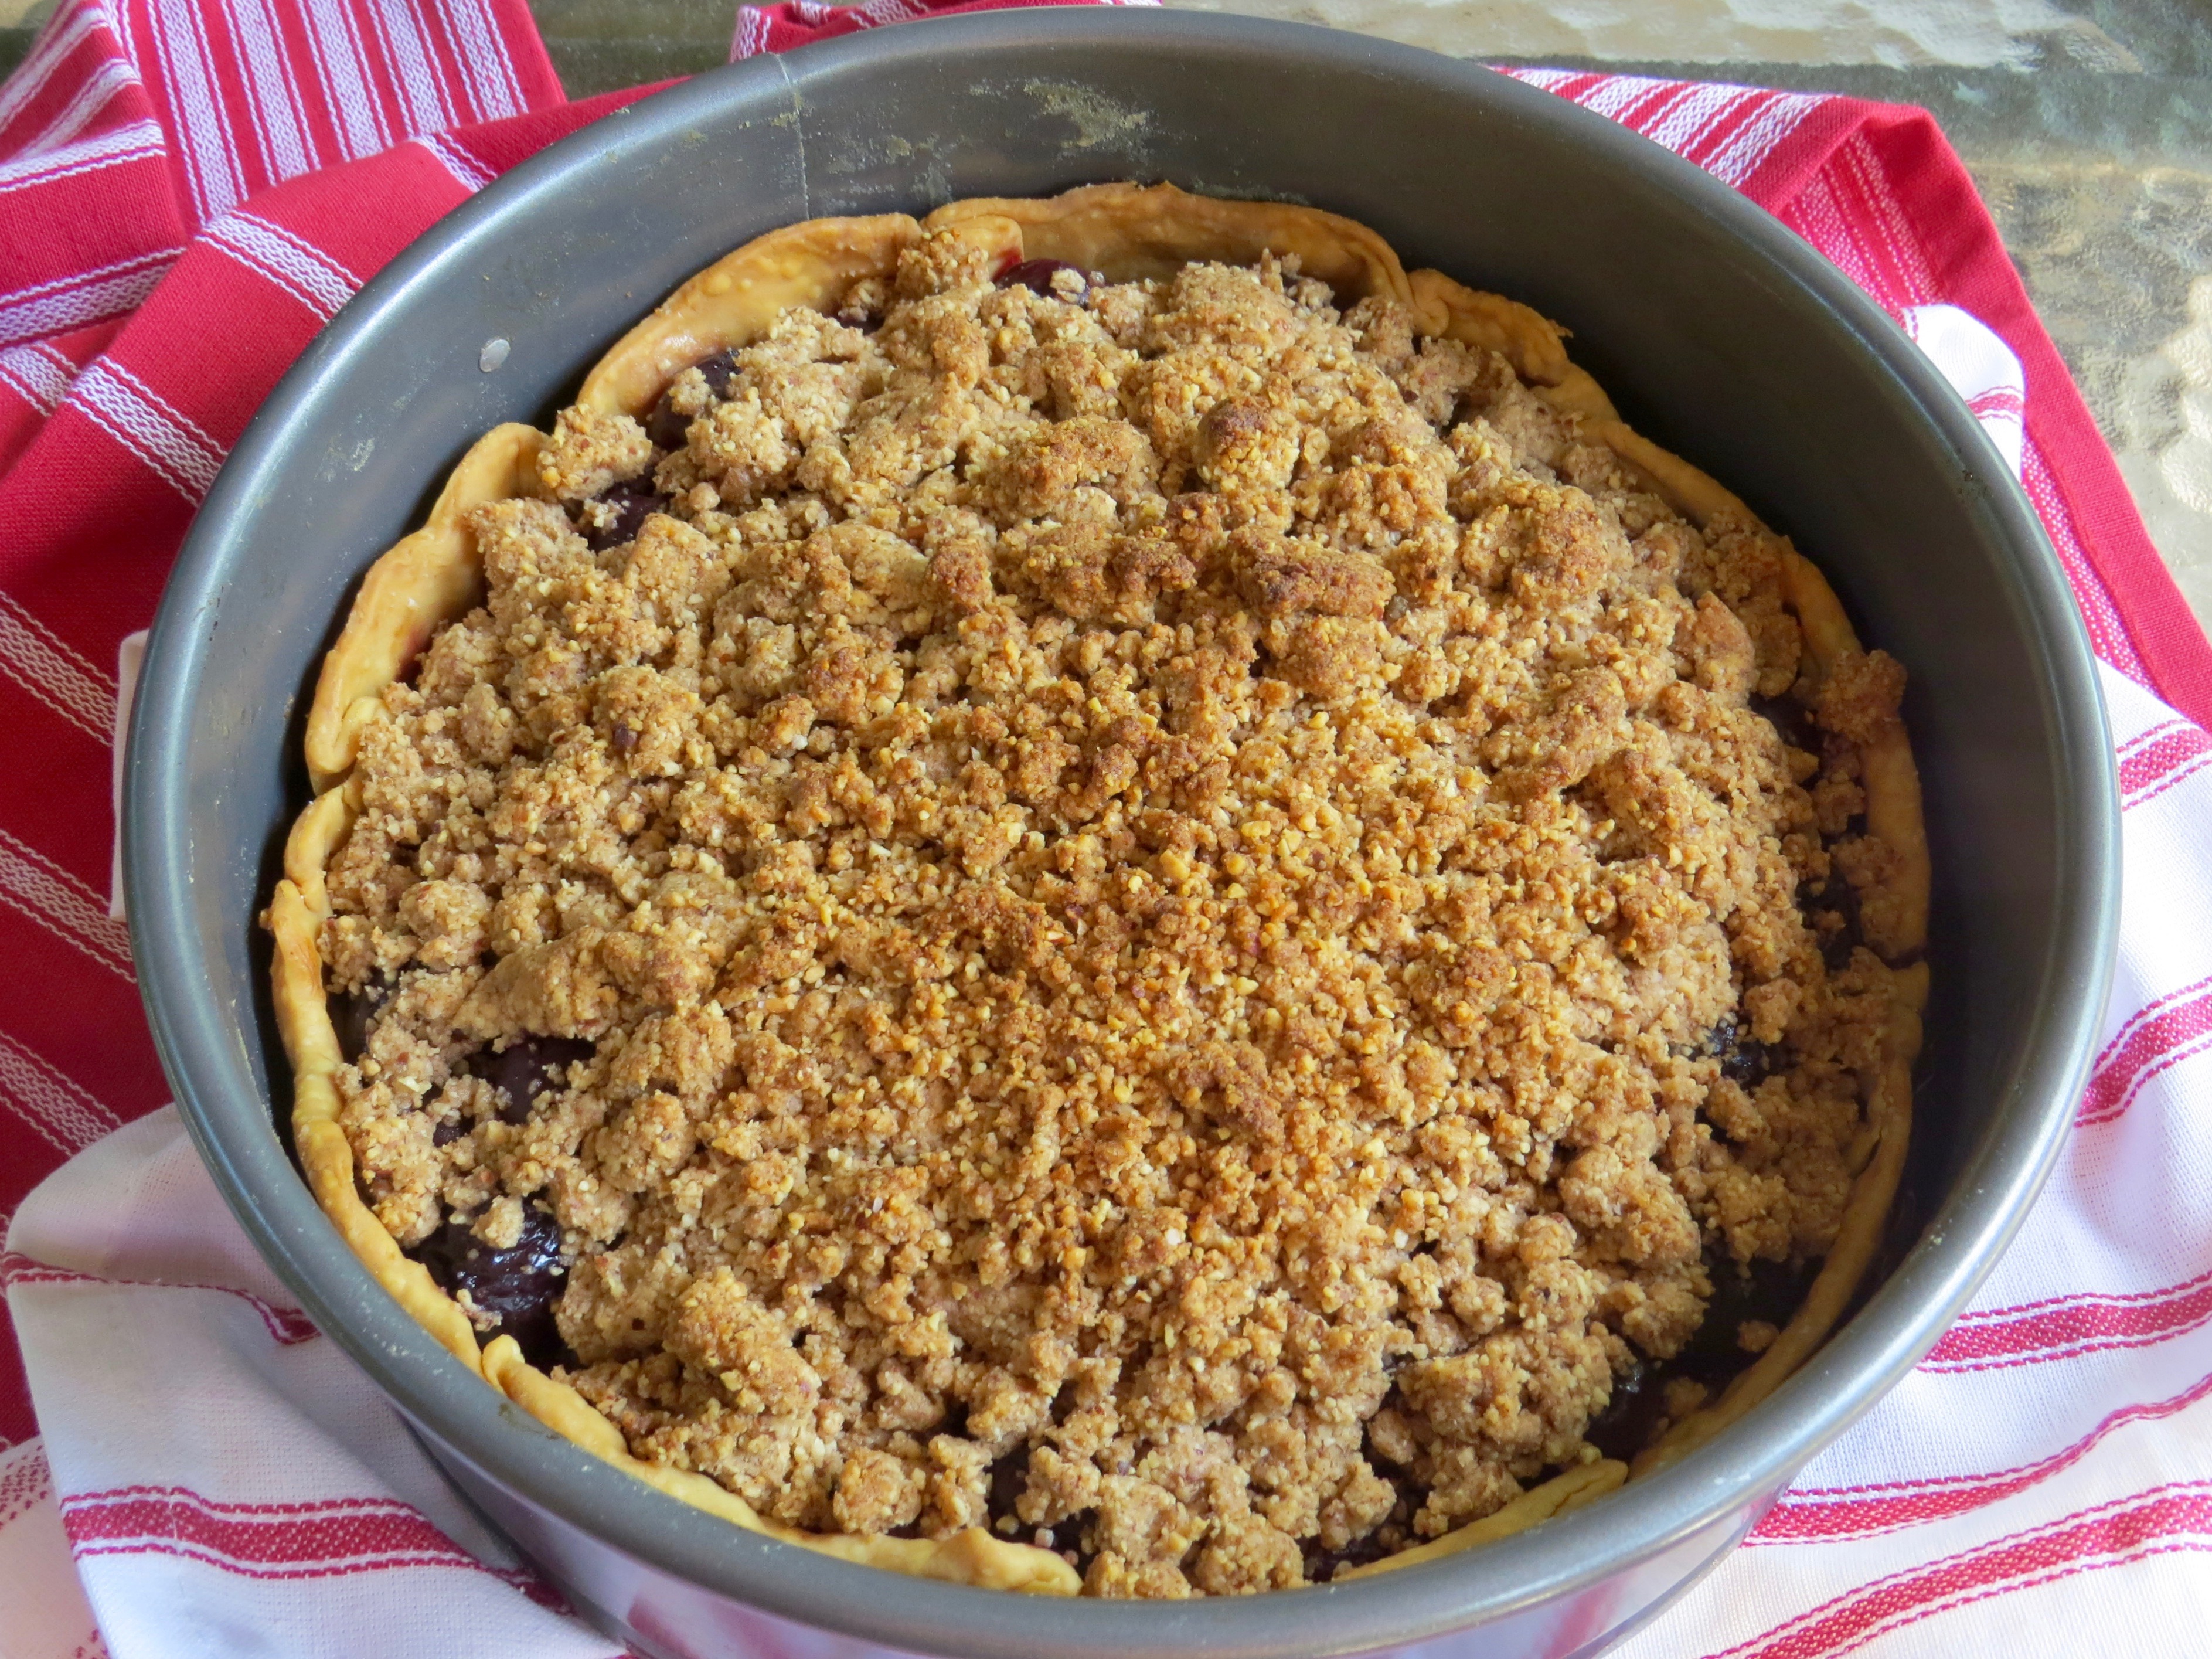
1 0 2206 634
1175 0 2116 69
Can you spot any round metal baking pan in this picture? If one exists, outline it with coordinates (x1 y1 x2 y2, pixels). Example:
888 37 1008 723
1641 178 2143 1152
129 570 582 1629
125 11 2119 1657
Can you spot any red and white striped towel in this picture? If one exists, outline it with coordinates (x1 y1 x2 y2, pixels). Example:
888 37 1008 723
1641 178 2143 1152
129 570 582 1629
4 3 2212 1655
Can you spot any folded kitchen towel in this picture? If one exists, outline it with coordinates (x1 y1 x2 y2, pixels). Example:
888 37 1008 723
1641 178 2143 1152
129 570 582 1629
4 3 2212 1657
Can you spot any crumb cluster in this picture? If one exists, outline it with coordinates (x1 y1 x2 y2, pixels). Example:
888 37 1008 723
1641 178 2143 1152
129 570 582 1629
321 226 1912 1595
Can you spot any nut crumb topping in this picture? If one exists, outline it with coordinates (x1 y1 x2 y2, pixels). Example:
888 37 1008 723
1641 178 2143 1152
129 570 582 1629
322 230 1910 1594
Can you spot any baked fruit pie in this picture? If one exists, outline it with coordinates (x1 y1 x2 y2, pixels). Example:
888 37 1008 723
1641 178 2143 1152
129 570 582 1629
264 184 1929 1597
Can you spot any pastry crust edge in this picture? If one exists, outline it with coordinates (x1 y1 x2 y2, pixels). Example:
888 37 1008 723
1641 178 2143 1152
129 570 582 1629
266 184 1931 1590
302 423 546 791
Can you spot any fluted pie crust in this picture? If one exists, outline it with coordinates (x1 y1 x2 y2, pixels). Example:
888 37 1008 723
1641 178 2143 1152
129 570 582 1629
265 183 1928 1596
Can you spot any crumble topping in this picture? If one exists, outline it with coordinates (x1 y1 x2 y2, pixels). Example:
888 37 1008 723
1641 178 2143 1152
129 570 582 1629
319 227 1911 1595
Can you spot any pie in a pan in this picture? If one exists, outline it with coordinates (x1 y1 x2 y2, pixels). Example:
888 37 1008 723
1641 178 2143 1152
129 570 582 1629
264 184 1929 1597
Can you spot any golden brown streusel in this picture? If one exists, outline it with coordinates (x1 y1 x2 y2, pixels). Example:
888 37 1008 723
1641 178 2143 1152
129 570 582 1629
321 230 1911 1594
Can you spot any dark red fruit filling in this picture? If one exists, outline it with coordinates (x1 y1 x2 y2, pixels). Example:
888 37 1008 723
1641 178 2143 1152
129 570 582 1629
329 980 389 1064
465 1034 595 1126
578 478 668 552
996 258 1091 302
645 347 741 450
413 1203 567 1366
